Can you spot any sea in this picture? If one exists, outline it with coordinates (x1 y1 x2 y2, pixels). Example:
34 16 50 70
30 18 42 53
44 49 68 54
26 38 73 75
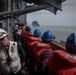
31 26 76 43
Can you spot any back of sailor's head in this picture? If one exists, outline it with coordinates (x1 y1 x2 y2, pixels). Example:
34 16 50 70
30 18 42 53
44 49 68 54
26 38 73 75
66 33 76 53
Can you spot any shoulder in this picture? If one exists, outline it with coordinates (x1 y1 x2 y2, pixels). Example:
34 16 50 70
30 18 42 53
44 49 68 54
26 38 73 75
52 50 66 60
53 50 66 55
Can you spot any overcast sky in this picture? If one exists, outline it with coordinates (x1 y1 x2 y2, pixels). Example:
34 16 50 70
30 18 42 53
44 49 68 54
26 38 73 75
27 0 76 26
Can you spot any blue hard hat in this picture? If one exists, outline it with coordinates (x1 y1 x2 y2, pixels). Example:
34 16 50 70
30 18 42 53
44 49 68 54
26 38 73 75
66 33 76 47
34 29 41 37
42 31 53 41
26 26 31 31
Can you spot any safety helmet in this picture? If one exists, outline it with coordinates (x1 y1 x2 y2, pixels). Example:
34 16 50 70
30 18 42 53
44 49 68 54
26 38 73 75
25 26 31 31
34 29 41 37
0 29 8 39
66 33 76 47
42 31 53 41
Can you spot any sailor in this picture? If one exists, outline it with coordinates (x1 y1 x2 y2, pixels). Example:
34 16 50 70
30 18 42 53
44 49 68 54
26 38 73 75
25 26 32 35
19 26 32 52
23 26 32 41
26 29 42 75
28 29 42 62
0 28 26 75
28 29 42 50
25 26 34 45
27 29 41 49
47 33 76 75
33 31 54 75
21 26 33 62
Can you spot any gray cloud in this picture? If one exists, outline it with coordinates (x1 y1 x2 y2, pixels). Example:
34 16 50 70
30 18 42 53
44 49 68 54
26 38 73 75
27 0 76 26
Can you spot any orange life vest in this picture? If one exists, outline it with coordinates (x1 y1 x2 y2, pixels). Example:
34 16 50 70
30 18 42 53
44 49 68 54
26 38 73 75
25 32 34 45
20 31 29 42
28 37 41 56
47 50 76 75
33 42 53 67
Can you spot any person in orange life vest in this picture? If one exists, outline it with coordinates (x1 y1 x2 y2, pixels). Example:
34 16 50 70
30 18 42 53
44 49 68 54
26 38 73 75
21 26 32 53
20 26 31 42
26 29 41 58
24 26 32 44
23 26 33 62
27 29 42 63
26 28 41 44
47 33 76 75
27 29 41 48
26 29 42 75
26 32 34 46
33 31 54 75
25 32 34 62
28 29 42 51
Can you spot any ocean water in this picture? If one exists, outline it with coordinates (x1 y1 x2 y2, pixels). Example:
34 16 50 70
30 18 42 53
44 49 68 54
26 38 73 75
31 26 76 42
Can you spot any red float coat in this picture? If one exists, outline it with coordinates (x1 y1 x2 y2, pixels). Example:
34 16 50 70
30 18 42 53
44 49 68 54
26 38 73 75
25 32 34 45
33 42 53 67
20 31 30 42
28 37 41 56
47 50 76 75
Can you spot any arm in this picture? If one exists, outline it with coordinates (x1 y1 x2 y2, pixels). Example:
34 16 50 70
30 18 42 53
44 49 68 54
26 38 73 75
37 50 51 73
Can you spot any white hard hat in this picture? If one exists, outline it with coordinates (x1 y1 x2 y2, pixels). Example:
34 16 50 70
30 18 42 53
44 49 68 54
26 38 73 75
0 28 8 39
